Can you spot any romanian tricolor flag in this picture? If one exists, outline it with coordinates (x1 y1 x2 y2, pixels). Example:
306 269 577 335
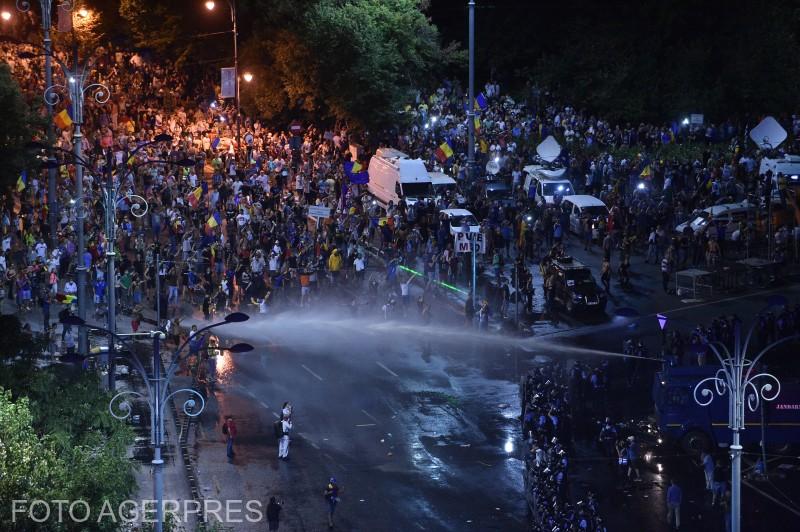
479 139 489 154
16 170 27 192
640 165 652 179
475 92 488 110
187 186 203 208
54 108 73 130
206 211 222 229
434 141 454 163
474 116 481 134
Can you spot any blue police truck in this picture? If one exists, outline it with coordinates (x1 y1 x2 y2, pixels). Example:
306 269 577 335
653 365 800 453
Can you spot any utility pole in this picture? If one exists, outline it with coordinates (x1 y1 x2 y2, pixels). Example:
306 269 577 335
466 0 476 187
155 245 161 327
467 0 477 307
471 231 477 305
151 330 165 532
17 0 59 253
68 46 89 357
105 147 117 390
232 0 240 162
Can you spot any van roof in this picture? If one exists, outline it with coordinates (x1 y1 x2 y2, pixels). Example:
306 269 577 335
429 172 456 185
440 208 475 218
703 201 753 216
397 159 432 183
563 195 607 208
375 148 409 160
523 164 567 179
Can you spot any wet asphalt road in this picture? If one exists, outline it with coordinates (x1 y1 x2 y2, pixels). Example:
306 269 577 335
207 311 530 531
194 276 800 531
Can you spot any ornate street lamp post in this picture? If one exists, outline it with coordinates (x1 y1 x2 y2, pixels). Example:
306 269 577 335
693 296 796 532
34 140 195 389
15 1 72 251
63 313 252 532
20 42 110 356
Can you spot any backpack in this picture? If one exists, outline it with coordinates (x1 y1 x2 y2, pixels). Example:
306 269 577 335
273 420 283 438
222 422 229 435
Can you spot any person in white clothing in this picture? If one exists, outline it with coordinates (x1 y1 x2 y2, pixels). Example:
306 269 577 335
278 416 292 460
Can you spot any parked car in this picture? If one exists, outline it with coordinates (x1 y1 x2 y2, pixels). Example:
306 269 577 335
674 201 755 238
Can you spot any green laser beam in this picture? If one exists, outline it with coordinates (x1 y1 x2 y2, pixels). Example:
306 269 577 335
398 264 469 295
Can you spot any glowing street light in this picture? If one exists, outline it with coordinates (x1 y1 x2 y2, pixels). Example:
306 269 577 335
243 72 253 83
1 11 11 21
78 8 89 17
682 117 690 126
205 0 216 9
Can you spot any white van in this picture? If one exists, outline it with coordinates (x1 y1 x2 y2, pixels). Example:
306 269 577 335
439 208 480 235
561 195 609 237
367 148 434 209
429 172 465 205
524 173 575 206
760 155 800 181
675 201 755 237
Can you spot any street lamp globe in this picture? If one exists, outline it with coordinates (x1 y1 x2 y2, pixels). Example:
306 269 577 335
205 0 216 10
1 11 11 21
78 8 89 18
243 72 253 83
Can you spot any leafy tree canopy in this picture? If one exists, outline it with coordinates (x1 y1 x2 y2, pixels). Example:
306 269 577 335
0 317 136 531
240 0 463 128
0 64 39 191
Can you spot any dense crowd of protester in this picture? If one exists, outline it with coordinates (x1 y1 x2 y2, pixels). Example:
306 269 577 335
3 27 800 531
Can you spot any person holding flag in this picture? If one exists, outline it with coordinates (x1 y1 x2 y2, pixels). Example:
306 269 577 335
434 141 454 164
54 108 73 130
16 170 27 193
187 186 203 208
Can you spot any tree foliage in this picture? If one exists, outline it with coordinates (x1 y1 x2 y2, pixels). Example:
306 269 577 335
240 0 463 127
0 318 136 531
119 0 195 63
0 64 39 191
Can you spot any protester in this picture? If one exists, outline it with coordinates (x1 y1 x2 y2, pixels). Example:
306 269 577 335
266 496 282 531
223 415 237 462
323 477 340 529
666 479 682 530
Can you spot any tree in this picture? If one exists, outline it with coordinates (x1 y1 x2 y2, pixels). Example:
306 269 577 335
0 390 61 530
458 0 800 123
241 0 463 128
0 64 38 191
0 318 136 531
119 0 195 63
